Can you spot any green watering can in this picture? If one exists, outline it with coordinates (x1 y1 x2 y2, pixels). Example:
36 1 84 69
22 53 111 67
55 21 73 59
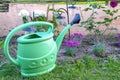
4 14 80 77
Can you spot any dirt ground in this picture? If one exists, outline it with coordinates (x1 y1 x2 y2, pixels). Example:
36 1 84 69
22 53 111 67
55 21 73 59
0 33 120 63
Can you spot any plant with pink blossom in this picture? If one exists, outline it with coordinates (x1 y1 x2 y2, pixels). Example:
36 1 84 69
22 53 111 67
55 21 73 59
81 3 120 57
62 33 83 56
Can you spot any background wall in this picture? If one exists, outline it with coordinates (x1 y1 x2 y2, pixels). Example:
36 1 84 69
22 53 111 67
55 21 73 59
0 3 120 37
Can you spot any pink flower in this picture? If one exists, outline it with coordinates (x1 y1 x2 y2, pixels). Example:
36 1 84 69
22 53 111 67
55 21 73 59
118 43 120 46
71 42 79 47
117 33 120 38
110 0 118 8
74 33 79 36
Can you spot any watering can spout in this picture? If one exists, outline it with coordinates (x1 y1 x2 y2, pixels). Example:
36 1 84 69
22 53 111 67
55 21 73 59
56 13 81 51
56 24 71 50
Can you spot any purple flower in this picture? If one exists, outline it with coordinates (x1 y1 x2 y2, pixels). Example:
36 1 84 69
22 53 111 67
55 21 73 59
62 41 67 46
71 42 79 47
107 41 111 45
70 34 74 37
118 43 120 47
117 33 120 38
63 33 83 48
78 34 83 40
74 33 79 36
78 33 83 37
70 35 74 40
110 0 118 8
67 40 72 44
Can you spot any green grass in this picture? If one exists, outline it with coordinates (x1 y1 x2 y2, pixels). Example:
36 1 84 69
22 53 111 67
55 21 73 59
0 55 120 80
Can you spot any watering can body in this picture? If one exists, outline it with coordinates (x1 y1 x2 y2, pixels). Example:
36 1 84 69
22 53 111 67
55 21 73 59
4 22 59 76
17 32 57 76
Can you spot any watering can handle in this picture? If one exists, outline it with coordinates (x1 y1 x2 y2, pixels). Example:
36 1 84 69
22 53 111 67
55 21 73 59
4 21 53 66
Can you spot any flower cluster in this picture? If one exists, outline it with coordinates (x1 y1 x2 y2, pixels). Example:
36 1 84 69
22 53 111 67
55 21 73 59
18 9 46 32
63 33 83 48
18 9 29 17
117 33 120 46
32 10 46 18
62 33 83 56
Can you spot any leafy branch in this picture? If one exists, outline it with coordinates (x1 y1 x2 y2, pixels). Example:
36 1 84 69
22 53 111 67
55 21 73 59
81 4 120 42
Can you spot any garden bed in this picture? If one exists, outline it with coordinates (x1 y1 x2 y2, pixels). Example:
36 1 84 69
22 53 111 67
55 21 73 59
58 33 120 61
0 33 120 62
0 33 120 79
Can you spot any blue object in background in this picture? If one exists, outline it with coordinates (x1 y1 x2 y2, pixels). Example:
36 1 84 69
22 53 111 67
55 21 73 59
70 13 81 25
23 26 36 32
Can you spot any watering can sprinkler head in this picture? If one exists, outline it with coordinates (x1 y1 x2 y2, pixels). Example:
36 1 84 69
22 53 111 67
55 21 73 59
70 13 81 25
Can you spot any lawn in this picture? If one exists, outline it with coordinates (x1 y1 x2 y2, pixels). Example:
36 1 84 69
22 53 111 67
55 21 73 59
0 55 120 80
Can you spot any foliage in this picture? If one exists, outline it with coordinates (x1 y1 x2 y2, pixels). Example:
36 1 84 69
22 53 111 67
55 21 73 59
30 15 48 32
62 33 83 56
81 4 120 41
18 9 59 33
47 6 66 39
48 8 64 15
93 42 106 57
0 40 4 49
81 4 120 57
0 55 120 80
0 40 4 55
18 9 36 33
0 62 19 77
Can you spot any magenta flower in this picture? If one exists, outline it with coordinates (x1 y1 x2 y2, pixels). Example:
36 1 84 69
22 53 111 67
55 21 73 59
110 0 118 8
62 41 67 46
118 43 120 47
117 33 120 38
74 33 79 36
71 42 79 47
63 33 83 48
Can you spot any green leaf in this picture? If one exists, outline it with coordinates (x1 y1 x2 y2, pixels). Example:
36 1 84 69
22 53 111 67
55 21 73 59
103 10 110 14
100 6 105 8
104 18 112 22
105 23 109 26
113 16 118 20
84 8 92 11
80 22 86 26
48 8 64 13
87 26 94 31
48 8 55 12
112 9 119 13
96 21 104 24
109 12 113 16
0 40 4 49
95 29 100 34
103 10 113 16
